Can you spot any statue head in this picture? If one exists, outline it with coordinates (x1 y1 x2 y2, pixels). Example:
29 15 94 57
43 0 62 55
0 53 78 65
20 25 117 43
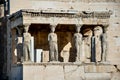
76 26 81 33
93 26 103 36
51 26 55 33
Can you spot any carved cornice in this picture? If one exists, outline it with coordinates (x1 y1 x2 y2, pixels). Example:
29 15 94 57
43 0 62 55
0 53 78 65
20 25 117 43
9 9 112 20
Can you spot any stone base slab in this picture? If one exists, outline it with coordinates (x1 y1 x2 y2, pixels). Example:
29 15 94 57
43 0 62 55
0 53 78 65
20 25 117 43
10 63 120 80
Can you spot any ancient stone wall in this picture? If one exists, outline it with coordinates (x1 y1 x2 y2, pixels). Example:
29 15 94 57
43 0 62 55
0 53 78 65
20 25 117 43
10 63 120 80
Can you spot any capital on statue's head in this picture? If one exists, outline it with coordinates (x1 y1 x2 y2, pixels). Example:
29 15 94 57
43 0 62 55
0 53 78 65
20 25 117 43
50 24 57 33
75 24 82 33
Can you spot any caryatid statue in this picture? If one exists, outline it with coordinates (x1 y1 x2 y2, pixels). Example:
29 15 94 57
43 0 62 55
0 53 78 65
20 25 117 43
73 25 82 62
23 25 31 61
16 28 23 62
48 25 58 61
93 26 103 62
84 30 92 62
101 25 108 62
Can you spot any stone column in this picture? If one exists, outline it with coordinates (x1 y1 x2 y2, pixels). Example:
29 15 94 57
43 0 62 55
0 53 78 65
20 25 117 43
16 37 23 63
84 30 93 63
101 24 108 62
73 24 83 62
48 24 58 62
23 24 32 62
30 36 34 62
93 26 103 62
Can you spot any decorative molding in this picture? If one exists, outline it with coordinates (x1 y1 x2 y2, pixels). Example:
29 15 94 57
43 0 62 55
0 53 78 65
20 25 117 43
9 9 112 21
8 9 112 28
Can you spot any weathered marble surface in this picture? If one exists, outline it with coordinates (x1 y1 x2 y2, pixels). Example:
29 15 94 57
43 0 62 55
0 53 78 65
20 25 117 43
10 63 120 80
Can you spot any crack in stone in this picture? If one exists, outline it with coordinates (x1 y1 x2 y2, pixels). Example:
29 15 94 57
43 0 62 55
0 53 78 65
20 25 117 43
43 66 46 80
114 65 120 72
64 66 81 80
63 65 66 80
66 66 79 74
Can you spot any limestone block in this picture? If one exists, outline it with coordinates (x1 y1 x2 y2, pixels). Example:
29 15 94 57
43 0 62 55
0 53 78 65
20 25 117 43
44 65 64 80
35 49 42 63
111 72 120 80
110 65 118 72
110 65 120 73
85 65 113 73
23 65 44 80
117 65 120 70
85 73 111 80
42 51 49 62
64 65 85 80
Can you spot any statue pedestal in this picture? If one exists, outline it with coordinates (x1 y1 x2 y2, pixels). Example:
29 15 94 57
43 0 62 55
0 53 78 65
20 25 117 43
10 62 117 80
35 49 43 63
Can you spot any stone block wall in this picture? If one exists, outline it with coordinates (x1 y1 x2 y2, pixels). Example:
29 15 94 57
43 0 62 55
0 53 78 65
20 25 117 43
10 63 120 80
